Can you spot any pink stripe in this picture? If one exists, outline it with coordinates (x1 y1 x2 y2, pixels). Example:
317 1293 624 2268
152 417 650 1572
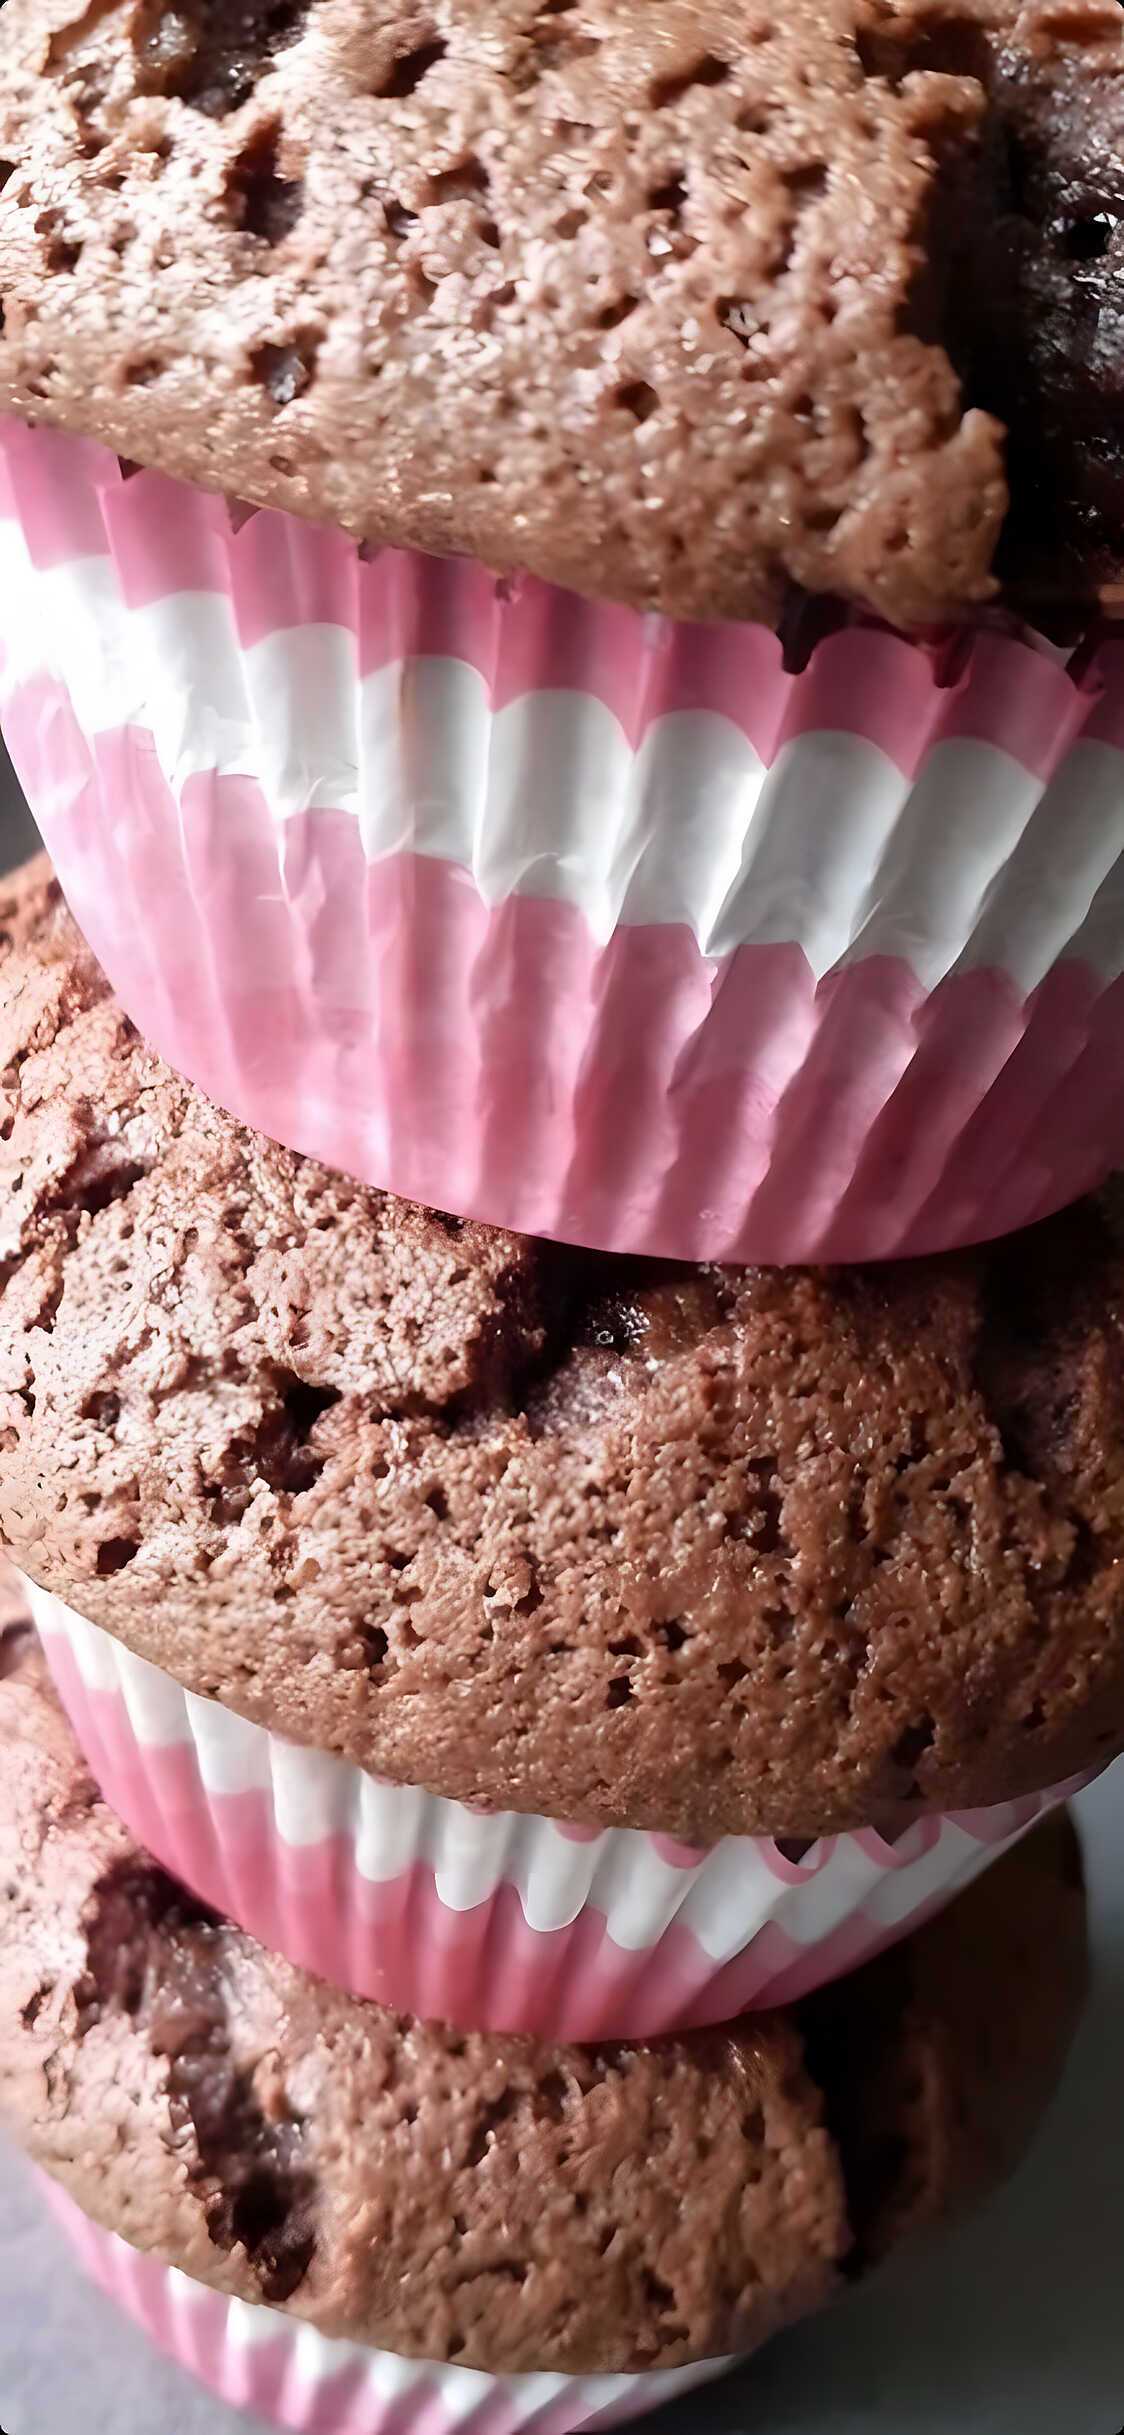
0 420 121 565
645 1833 714 1871
45 1637 1064 2038
0 416 1113 776
9 688 1123 1263
943 1788 1088 1841
1069 633 1124 753
850 1818 943 1868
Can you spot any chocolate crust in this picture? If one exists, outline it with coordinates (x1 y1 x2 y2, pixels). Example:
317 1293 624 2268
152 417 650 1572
1 1 1121 623
0 0 1021 624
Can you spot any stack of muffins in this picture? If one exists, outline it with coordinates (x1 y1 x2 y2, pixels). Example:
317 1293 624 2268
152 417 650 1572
0 0 1121 2427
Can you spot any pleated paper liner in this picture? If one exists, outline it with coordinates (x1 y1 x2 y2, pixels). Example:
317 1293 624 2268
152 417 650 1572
3 416 1124 1262
32 1575 1088 2041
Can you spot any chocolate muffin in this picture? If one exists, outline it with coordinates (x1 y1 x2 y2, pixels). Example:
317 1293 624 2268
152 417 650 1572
0 0 1120 624
0 1638 1088 2374
1 858 1123 1841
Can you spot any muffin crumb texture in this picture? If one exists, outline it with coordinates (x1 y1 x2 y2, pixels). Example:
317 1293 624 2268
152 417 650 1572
0 0 1120 620
2 860 1124 1841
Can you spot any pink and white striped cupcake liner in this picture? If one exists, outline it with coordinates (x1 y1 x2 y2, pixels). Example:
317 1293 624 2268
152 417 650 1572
46 2181 731 2435
30 1577 1086 2042
3 418 1124 1264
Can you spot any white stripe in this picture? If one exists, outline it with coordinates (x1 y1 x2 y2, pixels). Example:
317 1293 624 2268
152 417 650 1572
1 524 1122 989
29 1581 1052 1965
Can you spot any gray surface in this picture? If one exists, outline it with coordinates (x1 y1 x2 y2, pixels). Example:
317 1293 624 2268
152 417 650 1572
0 1764 1121 2435
0 740 42 874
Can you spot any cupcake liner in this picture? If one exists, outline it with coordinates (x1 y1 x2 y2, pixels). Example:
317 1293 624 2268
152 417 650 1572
30 1575 1086 2040
3 420 1124 1262
45 2180 731 2434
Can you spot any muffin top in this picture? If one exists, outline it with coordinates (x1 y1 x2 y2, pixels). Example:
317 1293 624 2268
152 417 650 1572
3 858 1124 1841
0 0 1118 625
0 1635 1088 2371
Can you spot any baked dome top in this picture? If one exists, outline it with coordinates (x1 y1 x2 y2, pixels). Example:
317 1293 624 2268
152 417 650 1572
0 0 1118 624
